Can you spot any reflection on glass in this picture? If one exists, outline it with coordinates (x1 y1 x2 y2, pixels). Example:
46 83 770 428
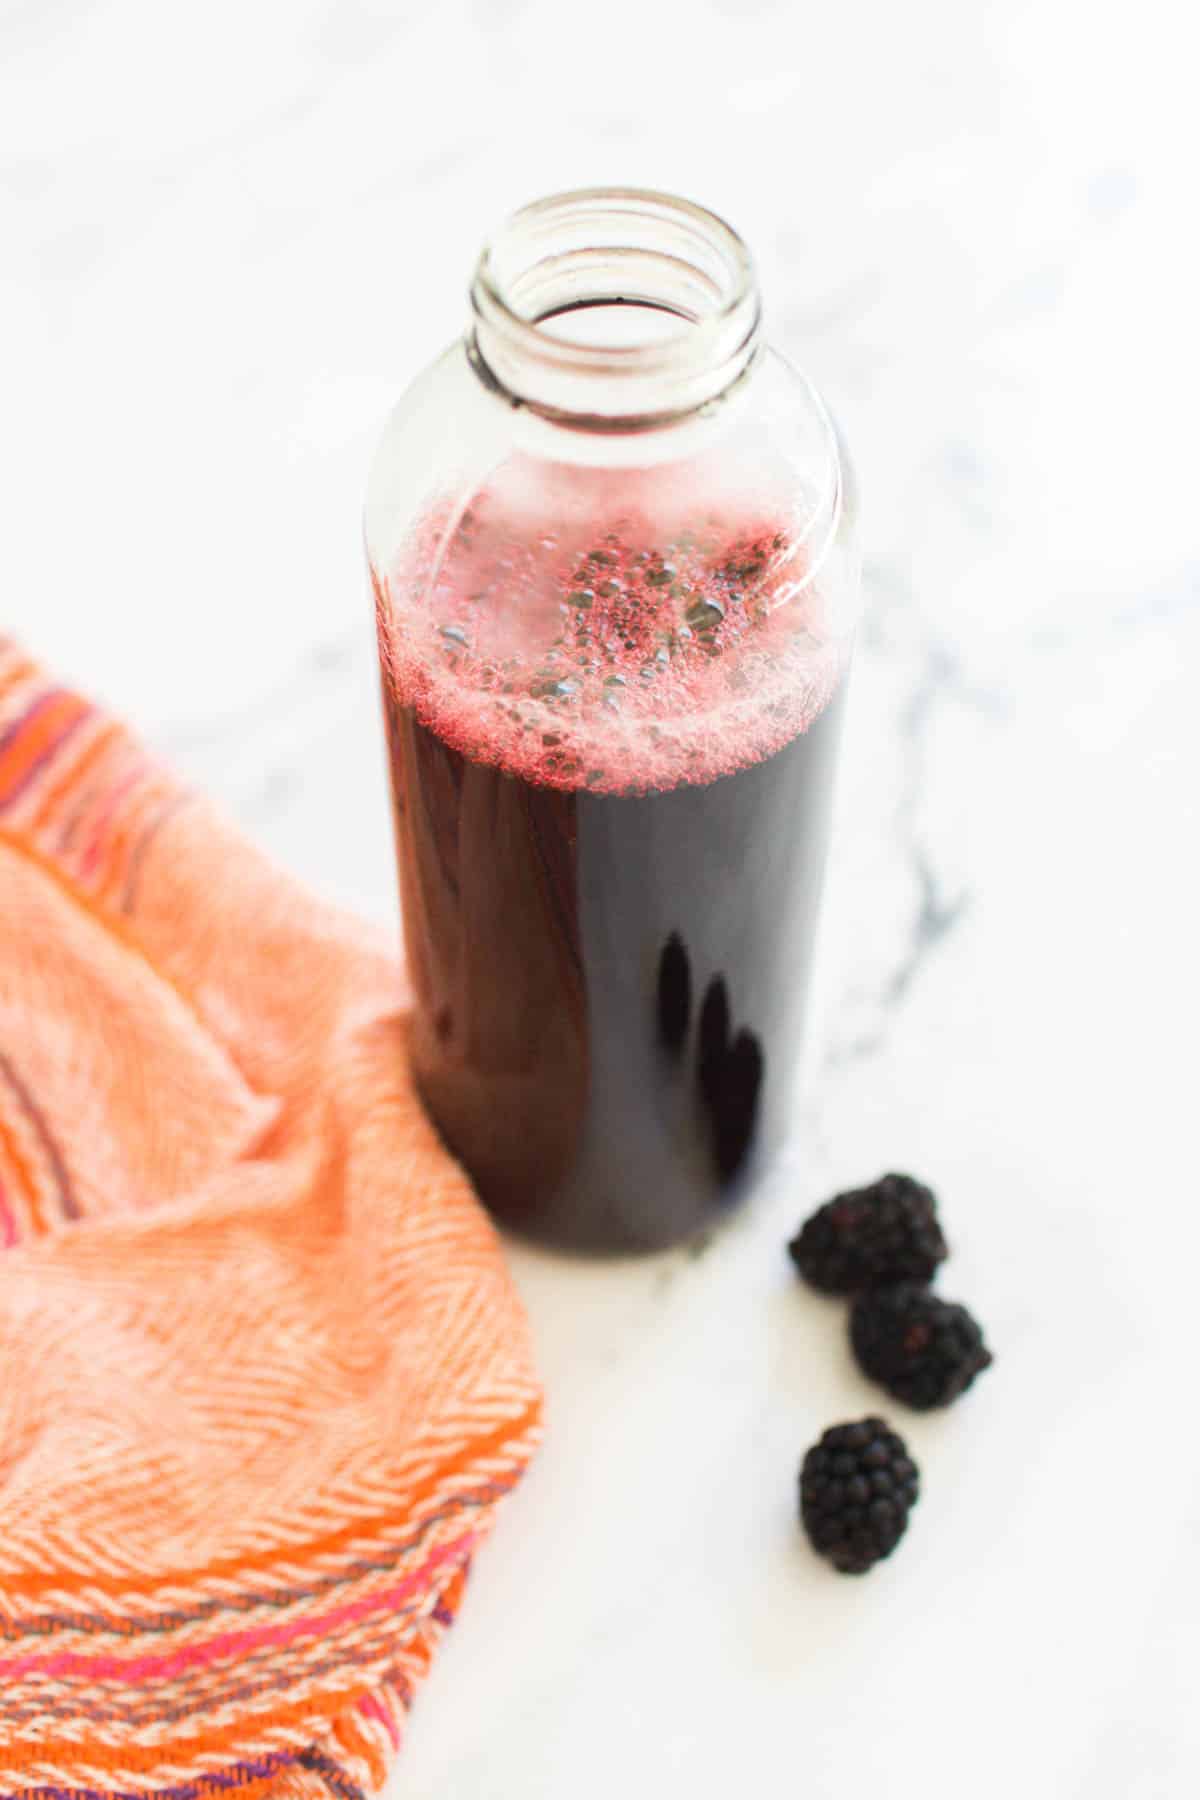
698 974 730 1105
656 931 692 1053
696 973 763 1181
711 1027 763 1179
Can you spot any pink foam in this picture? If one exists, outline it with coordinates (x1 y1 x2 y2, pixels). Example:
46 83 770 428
376 483 845 795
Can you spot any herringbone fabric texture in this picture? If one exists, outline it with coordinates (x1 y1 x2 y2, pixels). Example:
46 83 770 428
0 641 542 1799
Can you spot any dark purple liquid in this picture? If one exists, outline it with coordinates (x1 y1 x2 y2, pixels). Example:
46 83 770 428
382 687 843 1251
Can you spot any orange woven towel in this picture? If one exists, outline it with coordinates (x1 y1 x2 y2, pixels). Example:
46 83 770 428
0 640 542 1799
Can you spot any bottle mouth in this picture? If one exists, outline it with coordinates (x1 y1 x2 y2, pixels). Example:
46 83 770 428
469 188 763 432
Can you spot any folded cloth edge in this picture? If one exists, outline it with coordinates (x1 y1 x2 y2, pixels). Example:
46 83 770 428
0 641 543 1799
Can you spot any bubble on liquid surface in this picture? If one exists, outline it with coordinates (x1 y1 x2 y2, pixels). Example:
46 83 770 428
375 468 847 794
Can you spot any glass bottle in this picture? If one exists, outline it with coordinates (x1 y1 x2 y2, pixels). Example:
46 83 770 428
366 188 859 1252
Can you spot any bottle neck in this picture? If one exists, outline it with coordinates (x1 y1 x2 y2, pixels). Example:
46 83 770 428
468 189 763 435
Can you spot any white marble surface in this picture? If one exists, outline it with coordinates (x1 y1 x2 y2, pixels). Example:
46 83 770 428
3 2 1198 1795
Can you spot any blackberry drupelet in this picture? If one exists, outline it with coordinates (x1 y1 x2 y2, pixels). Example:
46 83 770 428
850 1284 993 1410
788 1172 947 1294
800 1417 919 1574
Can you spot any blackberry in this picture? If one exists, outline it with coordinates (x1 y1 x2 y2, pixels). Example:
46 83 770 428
800 1417 919 1574
788 1172 947 1294
850 1284 993 1410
